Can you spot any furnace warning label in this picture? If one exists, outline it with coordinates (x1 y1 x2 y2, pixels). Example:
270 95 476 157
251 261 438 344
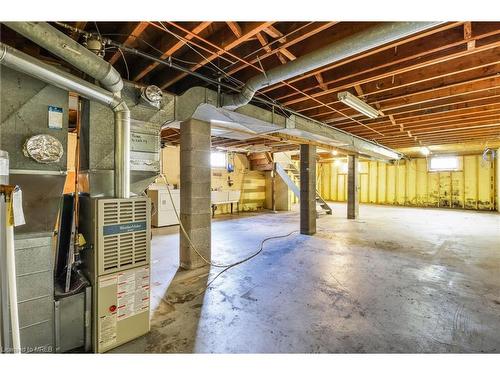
98 313 117 348
99 274 117 288
117 267 150 321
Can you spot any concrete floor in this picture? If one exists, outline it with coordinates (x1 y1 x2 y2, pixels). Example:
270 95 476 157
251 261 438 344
112 203 500 353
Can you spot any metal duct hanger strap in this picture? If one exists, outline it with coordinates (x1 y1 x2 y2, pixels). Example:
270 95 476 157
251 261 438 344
222 22 443 109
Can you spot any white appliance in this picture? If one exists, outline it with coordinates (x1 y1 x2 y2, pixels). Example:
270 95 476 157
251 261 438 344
148 185 180 227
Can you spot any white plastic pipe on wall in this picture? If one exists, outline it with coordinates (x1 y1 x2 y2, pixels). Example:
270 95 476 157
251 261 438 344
5 218 20 353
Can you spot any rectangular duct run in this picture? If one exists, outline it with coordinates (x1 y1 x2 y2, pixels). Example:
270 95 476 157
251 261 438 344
99 199 149 275
79 82 174 198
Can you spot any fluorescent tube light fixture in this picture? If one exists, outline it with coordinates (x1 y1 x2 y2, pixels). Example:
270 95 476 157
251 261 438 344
337 91 380 119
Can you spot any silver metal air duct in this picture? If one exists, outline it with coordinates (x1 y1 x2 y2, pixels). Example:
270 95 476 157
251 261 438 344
222 22 443 109
0 43 130 198
3 22 123 93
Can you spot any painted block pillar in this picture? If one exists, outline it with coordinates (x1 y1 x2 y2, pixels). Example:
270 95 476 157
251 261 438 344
179 118 211 269
347 154 359 219
300 144 316 235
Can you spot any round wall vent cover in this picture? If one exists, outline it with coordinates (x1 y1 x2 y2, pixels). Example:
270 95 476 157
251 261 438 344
23 134 64 164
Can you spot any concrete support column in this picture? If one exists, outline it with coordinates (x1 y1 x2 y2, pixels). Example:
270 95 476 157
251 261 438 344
300 144 316 235
179 118 211 269
347 154 359 219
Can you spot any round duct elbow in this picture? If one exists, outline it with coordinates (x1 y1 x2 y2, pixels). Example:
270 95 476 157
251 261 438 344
222 84 257 110
101 65 124 93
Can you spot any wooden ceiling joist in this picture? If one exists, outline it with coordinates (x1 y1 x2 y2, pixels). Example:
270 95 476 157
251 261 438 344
158 21 275 89
108 22 149 65
8 21 500 149
133 21 212 82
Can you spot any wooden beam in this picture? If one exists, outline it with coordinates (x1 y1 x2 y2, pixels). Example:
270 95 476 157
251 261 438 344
108 22 149 65
306 79 500 122
315 73 328 90
328 93 500 128
353 117 500 138
280 47 296 61
226 22 337 76
226 22 242 38
281 41 500 109
277 52 287 65
464 22 476 50
354 84 364 97
262 25 284 41
340 105 500 132
291 56 500 116
256 32 271 52
159 21 274 89
389 114 404 132
377 75 500 110
133 21 212 82
259 22 464 96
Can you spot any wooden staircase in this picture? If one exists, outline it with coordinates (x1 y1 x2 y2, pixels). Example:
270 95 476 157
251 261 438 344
249 152 274 171
248 151 332 215
274 155 333 216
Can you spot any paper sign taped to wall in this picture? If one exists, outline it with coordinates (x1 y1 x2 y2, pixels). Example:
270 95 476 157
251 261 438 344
48 106 63 129
12 189 25 227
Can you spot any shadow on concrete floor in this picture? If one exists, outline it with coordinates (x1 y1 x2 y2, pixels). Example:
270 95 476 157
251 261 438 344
113 204 500 353
110 266 210 353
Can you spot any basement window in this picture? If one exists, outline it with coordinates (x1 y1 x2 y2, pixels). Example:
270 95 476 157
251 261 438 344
428 156 460 172
339 162 348 174
211 151 227 168
335 160 349 174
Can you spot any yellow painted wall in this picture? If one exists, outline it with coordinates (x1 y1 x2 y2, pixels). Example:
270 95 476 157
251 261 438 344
318 155 496 211
211 153 267 213
161 145 181 187
160 147 267 214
